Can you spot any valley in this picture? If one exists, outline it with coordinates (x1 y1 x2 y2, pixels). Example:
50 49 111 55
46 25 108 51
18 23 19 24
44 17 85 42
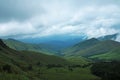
0 39 99 80
0 0 120 80
0 34 120 80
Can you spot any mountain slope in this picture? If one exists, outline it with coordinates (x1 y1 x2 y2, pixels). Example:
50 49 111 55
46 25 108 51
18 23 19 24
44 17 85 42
63 38 120 61
0 39 69 65
0 39 69 79
0 39 100 80
90 46 120 61
77 40 120 57
3 38 57 55
63 38 100 56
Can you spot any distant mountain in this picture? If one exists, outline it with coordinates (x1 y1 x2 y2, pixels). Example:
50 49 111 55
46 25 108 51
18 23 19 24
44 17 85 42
19 35 87 51
19 35 87 44
2 36 87 55
2 38 91 64
2 38 57 55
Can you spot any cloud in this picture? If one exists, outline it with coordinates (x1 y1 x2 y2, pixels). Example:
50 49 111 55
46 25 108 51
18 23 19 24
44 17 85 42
0 21 36 36
116 35 120 41
0 0 120 41
0 0 50 22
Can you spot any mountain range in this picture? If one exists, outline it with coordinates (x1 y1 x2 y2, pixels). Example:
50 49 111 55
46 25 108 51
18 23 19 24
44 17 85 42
1 33 120 61
0 33 120 80
0 39 69 66
0 39 99 80
3 38 58 55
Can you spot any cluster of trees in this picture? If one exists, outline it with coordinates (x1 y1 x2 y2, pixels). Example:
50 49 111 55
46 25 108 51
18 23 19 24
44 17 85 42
0 64 12 73
0 61 91 74
46 64 64 69
91 61 120 80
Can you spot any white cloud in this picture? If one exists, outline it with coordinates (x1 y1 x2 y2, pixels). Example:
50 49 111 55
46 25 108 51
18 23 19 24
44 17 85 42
0 0 120 41
115 33 120 42
0 21 37 37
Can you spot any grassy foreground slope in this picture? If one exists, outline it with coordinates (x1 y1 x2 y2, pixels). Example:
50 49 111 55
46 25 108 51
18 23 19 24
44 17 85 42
0 39 100 80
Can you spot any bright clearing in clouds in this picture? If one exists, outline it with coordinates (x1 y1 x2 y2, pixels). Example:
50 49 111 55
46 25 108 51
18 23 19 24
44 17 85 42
0 0 120 40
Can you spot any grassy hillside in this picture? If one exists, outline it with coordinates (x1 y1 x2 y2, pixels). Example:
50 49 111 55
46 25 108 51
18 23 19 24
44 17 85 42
3 38 57 55
64 39 120 60
0 39 69 65
65 56 91 66
90 46 120 61
0 39 100 80
77 40 120 57
63 38 100 56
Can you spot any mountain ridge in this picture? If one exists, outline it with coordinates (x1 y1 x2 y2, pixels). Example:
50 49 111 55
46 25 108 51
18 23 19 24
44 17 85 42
63 38 120 61
2 38 57 55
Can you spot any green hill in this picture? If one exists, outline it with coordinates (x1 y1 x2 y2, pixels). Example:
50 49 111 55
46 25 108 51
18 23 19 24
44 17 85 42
63 38 100 56
0 39 69 65
3 38 57 55
64 38 120 61
0 39 100 80
65 56 91 66
90 46 120 61
0 39 69 79
77 40 120 57
63 38 99 65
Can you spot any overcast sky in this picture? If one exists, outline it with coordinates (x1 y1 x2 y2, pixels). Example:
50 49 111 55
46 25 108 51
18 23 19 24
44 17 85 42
0 0 120 41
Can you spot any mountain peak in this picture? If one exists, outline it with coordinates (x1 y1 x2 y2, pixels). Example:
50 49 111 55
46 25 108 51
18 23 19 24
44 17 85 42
74 38 99 46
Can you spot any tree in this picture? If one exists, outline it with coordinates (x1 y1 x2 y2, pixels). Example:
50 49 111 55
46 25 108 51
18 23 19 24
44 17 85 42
2 64 12 73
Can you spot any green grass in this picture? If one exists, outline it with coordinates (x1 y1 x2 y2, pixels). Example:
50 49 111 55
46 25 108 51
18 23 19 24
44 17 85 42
0 39 100 80
0 73 29 80
3 39 57 55
64 39 120 58
90 47 120 61
63 38 99 56
65 56 91 66
28 67 100 80
1 38 120 80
